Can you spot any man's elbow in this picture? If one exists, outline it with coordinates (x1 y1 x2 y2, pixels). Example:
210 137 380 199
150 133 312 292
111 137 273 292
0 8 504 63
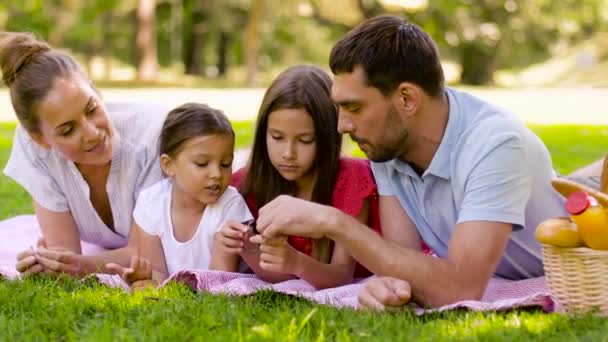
423 282 486 307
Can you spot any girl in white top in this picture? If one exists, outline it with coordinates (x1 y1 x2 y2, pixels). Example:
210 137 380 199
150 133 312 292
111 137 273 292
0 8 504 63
0 32 168 275
105 103 252 288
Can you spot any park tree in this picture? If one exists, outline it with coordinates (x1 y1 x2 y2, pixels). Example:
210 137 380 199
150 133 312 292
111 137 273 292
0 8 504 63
244 0 263 85
135 0 158 81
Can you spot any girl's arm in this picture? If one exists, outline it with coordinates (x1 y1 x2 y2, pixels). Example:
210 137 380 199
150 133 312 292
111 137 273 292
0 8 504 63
210 220 293 282
291 241 355 289
240 248 295 283
209 234 241 271
128 223 168 281
106 222 169 285
256 200 370 289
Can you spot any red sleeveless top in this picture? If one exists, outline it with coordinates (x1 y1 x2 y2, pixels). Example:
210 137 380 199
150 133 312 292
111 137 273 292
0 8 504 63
231 156 381 278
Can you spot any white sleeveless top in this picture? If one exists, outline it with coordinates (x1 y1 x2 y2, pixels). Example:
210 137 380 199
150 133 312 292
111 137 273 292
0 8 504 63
3 102 170 249
134 179 253 275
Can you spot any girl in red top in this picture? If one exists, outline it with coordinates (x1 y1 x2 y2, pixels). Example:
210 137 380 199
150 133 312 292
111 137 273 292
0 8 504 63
212 65 381 289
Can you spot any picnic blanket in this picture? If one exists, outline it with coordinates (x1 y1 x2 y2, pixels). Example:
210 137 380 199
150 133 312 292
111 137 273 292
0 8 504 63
0 215 106 278
0 215 557 314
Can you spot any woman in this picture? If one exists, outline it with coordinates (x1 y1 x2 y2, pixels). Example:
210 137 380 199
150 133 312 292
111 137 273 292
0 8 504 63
0 32 168 276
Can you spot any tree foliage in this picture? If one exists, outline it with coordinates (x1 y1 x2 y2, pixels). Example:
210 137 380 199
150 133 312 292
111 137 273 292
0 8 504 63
2 0 606 85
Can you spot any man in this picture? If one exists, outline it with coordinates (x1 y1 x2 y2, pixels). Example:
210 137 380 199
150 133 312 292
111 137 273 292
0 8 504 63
254 15 573 310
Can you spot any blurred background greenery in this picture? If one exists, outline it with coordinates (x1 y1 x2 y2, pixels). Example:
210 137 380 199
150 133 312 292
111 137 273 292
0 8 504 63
2 0 607 88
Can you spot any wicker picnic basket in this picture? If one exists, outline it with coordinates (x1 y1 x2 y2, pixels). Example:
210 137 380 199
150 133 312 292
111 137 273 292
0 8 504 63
542 156 608 313
542 245 608 313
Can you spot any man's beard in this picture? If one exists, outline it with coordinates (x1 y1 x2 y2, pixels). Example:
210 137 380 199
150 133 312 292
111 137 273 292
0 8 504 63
354 105 408 163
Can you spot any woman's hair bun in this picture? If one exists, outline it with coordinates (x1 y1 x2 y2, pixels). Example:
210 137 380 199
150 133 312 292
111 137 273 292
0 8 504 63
0 32 50 86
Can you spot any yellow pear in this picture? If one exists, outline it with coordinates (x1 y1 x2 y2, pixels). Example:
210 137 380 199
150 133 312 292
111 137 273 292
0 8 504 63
535 217 585 247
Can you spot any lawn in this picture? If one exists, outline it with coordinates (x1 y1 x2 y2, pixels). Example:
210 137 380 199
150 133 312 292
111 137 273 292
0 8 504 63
1 121 608 341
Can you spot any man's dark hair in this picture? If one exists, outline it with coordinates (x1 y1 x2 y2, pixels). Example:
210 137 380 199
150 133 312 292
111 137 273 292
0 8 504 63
330 15 445 98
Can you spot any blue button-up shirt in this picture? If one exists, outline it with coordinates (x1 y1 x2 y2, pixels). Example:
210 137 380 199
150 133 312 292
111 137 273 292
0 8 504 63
371 88 567 279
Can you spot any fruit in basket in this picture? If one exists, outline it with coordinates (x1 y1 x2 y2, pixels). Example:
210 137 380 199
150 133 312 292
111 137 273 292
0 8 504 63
565 191 608 250
535 217 584 247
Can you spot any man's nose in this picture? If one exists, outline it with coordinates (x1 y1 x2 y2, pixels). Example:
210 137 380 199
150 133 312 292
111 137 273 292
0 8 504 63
337 111 354 134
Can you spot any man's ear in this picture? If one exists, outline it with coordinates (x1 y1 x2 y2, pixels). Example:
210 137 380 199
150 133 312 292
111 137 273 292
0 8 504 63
395 82 422 117
160 154 174 177
29 131 51 149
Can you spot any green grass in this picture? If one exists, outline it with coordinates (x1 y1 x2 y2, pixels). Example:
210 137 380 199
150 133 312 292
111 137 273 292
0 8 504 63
1 122 608 341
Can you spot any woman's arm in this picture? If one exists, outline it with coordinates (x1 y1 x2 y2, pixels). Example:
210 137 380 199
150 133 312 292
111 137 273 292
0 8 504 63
35 220 159 276
33 201 82 253
16 201 82 274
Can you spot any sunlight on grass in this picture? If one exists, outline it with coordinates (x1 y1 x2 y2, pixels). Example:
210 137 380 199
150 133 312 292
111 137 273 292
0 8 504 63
2 277 608 340
2 120 608 340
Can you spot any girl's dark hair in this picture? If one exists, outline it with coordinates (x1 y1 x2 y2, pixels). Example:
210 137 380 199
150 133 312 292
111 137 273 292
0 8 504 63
0 32 90 132
241 65 342 263
159 103 234 158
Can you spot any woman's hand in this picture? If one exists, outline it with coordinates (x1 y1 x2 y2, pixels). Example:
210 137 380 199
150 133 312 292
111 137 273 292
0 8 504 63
15 238 48 276
106 256 153 286
22 238 89 276
35 245 92 276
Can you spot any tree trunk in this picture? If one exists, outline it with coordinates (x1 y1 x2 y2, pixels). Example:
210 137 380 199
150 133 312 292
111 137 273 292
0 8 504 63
217 31 230 77
459 42 498 85
183 0 206 75
135 0 158 81
170 0 182 65
244 0 263 86
47 0 77 46
102 11 113 81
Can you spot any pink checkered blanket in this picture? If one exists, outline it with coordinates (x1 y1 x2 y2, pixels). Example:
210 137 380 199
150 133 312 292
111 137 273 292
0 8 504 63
0 215 106 278
0 215 556 313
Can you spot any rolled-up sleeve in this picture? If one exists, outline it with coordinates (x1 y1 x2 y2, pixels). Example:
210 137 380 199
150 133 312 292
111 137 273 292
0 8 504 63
3 127 68 212
457 134 532 231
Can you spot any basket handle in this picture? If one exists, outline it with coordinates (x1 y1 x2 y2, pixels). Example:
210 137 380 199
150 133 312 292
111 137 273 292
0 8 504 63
601 153 608 194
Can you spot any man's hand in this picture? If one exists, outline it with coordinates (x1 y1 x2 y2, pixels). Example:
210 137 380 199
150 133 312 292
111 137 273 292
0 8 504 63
257 195 336 239
250 234 300 274
358 276 412 312
106 256 153 285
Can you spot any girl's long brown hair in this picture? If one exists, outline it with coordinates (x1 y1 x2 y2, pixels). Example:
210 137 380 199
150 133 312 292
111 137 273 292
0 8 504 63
240 65 342 263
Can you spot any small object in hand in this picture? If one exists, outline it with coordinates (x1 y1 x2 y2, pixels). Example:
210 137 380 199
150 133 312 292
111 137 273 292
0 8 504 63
241 219 259 252
242 219 258 235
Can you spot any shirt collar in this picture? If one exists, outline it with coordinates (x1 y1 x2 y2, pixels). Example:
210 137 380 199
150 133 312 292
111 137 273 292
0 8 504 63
423 88 461 180
109 121 123 175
